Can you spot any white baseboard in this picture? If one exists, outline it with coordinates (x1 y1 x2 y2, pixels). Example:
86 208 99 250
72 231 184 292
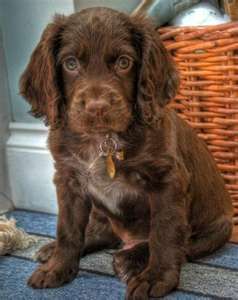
6 122 58 214
0 192 13 214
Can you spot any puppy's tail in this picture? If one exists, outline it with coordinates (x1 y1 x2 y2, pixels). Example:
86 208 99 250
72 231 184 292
187 215 233 260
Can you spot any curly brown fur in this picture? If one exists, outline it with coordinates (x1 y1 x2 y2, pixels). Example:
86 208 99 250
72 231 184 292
20 7 233 299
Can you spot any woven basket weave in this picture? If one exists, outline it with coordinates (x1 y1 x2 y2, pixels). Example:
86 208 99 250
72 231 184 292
159 22 238 223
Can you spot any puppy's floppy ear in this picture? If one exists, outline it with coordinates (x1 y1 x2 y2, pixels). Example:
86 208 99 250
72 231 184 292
131 15 179 125
19 15 67 127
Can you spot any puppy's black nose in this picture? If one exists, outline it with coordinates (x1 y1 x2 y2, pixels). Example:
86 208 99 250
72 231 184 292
86 100 110 117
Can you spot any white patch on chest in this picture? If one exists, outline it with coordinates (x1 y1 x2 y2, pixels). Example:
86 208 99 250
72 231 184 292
86 155 139 216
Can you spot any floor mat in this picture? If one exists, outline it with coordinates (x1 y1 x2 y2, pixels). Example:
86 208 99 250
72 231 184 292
1 209 238 299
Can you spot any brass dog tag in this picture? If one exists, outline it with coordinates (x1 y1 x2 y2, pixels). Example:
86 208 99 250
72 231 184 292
106 153 116 179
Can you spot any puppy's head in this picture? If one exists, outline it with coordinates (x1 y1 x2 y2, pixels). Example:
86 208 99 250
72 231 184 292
20 8 178 133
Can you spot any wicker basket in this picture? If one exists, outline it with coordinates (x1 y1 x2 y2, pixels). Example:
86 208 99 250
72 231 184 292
159 22 238 223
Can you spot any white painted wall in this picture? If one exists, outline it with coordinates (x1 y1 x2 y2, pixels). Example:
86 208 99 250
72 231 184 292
0 24 13 213
74 0 141 13
1 0 74 123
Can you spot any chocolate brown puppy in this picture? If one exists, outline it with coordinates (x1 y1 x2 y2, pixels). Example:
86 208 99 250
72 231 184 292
20 7 233 299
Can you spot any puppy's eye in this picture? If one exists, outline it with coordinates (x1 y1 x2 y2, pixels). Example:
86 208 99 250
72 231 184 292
116 56 132 71
63 56 79 72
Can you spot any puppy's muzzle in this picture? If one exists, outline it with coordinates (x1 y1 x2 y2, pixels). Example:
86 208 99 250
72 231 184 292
84 99 111 117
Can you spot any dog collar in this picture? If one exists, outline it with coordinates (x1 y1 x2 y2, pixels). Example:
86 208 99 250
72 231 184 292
99 134 124 179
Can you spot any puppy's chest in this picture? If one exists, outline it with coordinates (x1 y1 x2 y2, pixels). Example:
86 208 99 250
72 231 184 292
80 151 147 216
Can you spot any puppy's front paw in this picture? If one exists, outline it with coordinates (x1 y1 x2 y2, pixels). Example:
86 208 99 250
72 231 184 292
126 268 179 300
28 260 78 289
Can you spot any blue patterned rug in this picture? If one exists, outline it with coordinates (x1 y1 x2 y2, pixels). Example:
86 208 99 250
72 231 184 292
1 210 238 299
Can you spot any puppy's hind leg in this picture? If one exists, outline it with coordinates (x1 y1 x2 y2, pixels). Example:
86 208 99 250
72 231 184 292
188 215 233 260
113 242 149 283
35 241 56 263
83 205 121 256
